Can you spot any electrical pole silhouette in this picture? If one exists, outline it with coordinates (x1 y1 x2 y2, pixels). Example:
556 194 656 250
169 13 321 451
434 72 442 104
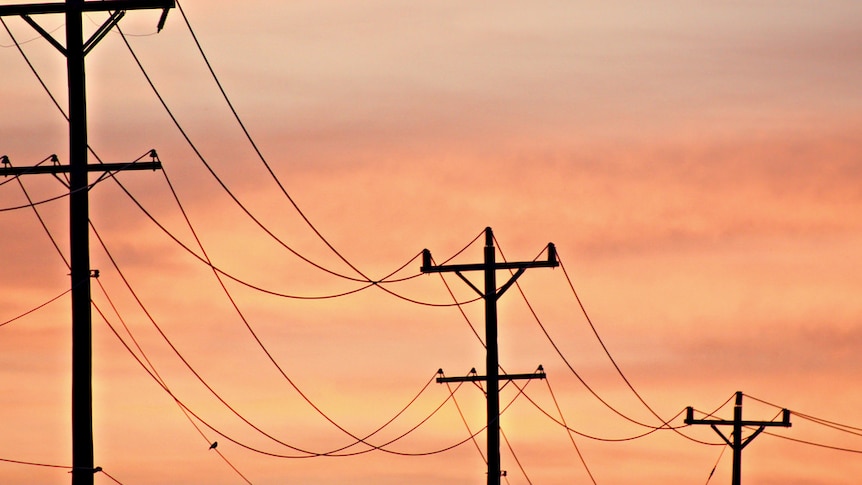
421 227 558 485
0 2 174 484
685 391 791 485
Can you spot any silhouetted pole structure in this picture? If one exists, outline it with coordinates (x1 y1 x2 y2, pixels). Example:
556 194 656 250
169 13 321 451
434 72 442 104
685 391 791 485
0 2 173 484
421 227 558 485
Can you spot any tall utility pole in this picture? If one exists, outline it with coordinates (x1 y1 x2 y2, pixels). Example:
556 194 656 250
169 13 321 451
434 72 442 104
0 2 173 484
421 227 558 485
685 391 791 485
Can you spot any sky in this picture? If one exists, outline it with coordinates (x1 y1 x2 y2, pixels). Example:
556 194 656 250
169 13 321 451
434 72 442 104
1 1 862 484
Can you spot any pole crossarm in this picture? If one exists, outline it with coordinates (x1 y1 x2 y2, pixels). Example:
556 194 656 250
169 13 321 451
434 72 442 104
684 392 791 485
0 161 161 176
685 415 792 428
0 0 174 17
437 369 546 384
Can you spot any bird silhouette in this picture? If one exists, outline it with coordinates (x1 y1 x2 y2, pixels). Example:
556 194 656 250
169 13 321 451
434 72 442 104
209 441 218 450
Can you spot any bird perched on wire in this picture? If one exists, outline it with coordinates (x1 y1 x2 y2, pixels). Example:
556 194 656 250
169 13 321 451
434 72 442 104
209 441 218 450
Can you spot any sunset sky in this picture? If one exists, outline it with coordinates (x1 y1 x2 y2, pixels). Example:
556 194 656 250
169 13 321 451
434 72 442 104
1 1 862 484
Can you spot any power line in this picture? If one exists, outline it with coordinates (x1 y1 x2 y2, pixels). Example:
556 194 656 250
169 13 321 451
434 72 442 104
18 166 474 465
0 287 70 328
13 159 256 483
174 0 372 283
5 9 485 307
543 376 598 484
3 34 498 461
115 24 370 284
500 426 532 485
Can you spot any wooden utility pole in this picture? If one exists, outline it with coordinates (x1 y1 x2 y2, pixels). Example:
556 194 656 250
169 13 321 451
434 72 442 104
685 391 791 485
0 2 173 484
421 227 557 485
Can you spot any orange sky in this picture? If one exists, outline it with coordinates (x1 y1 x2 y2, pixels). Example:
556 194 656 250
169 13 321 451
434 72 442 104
1 1 862 484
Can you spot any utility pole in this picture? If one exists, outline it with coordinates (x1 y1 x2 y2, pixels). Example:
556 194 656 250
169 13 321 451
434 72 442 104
421 227 558 485
685 391 791 485
0 2 173 484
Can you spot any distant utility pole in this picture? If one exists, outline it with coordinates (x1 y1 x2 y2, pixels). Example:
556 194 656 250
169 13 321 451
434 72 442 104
421 227 558 485
685 391 791 485
0 2 173 484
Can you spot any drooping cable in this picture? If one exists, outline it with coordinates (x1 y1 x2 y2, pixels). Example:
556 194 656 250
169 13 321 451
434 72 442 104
13 170 256 482
117 21 482 307
443 380 487 464
500 426 532 485
745 393 862 436
5 12 478 305
556 252 670 423
704 445 727 485
0 456 70 470
151 161 463 452
115 25 367 283
742 394 862 453
492 239 660 429
96 295 476 459
0 287 70 328
0 25 374 301
12 135 478 461
91 267 253 484
497 239 721 446
0 20 63 48
544 376 598 484
174 0 370 283
92 226 457 457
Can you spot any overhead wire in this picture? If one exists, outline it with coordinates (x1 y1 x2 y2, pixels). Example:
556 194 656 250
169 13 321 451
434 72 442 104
89 258 478 460
745 393 862 436
704 444 726 485
0 20 63 47
98 293 476 459
150 154 478 451
4 10 482 307
442 380 487 464
91 201 474 458
12 170 255 483
492 238 663 430
2 32 488 458
118 13 485 307
556 252 669 422
90 256 253 484
500 426 532 485
174 0 370 283
4 7 484 304
544 376 598 484
742 394 862 453
0 456 70 470
115 24 369 284
0 287 70 328
495 239 723 445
